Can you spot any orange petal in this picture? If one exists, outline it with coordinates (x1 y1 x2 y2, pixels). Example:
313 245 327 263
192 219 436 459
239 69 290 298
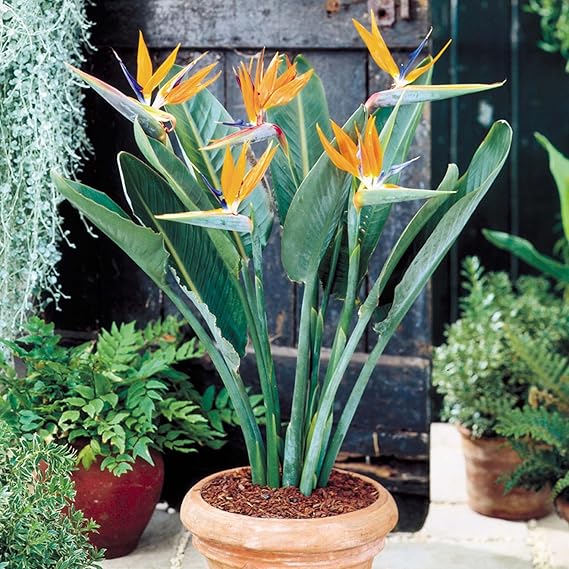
264 69 313 109
317 124 359 177
220 146 235 199
137 31 153 88
353 12 399 79
238 63 260 123
163 64 220 105
143 44 181 96
329 120 358 169
242 142 278 198
364 116 383 177
224 145 248 206
404 38 452 83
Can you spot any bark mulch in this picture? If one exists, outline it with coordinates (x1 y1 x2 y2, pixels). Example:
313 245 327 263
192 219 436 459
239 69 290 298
200 468 379 519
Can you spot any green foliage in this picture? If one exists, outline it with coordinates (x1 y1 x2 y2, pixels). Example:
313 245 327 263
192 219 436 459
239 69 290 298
433 257 569 437
0 420 103 568
0 317 261 476
484 134 569 287
0 0 92 343
496 330 569 499
525 0 569 72
54 35 511 493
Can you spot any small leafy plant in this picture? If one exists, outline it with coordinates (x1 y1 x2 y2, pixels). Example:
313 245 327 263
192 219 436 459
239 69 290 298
53 14 512 494
485 133 569 288
0 420 103 568
0 317 255 475
525 0 569 72
496 327 569 501
433 257 568 438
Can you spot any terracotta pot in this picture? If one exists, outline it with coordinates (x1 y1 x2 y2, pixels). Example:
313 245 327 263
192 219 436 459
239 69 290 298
554 495 569 524
180 467 398 569
458 427 552 520
72 449 164 559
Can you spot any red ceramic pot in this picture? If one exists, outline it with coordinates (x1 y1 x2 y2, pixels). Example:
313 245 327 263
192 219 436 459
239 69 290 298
555 495 569 524
72 449 164 558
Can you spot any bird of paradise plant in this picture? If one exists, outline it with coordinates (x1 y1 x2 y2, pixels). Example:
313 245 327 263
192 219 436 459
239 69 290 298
53 14 512 495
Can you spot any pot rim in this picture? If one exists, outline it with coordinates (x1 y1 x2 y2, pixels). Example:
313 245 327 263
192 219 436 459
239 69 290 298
180 466 399 554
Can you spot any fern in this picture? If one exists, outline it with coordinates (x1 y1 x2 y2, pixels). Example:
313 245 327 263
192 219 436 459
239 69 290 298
498 407 569 452
553 471 569 498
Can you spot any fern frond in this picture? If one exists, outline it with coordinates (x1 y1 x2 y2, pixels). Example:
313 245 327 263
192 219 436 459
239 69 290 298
506 328 569 393
497 407 569 452
553 470 569 499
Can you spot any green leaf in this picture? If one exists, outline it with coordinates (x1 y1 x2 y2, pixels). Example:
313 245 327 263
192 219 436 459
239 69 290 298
51 173 171 290
73 385 94 400
201 385 215 411
157 210 252 232
69 64 169 142
118 152 248 354
535 133 569 243
483 230 569 283
281 106 366 282
369 81 506 107
317 121 513 485
171 271 241 373
356 187 454 207
59 410 80 424
267 55 331 222
165 86 273 248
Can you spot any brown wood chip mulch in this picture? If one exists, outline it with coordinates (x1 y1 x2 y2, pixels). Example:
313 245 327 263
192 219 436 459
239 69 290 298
200 468 379 519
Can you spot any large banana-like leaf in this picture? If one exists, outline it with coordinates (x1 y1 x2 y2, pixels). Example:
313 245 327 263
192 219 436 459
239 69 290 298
133 120 239 269
483 230 569 284
316 121 513 485
378 121 513 324
51 173 171 287
166 87 273 248
118 152 248 354
536 133 569 243
281 106 366 283
266 56 331 223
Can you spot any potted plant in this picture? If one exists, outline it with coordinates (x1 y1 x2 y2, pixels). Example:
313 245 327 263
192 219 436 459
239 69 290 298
433 257 567 520
0 419 103 568
52 14 511 568
0 316 255 558
484 133 569 288
495 327 569 524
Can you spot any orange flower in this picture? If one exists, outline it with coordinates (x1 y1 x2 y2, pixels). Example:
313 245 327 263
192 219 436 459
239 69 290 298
317 116 384 181
353 12 451 88
237 50 314 124
218 142 278 213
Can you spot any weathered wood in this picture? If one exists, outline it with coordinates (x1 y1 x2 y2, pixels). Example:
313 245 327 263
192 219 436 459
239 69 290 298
240 346 430 461
90 0 429 50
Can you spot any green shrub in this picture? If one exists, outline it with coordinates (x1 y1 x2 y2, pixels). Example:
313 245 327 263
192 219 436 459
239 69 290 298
0 420 103 568
433 257 568 437
496 330 569 498
0 317 263 475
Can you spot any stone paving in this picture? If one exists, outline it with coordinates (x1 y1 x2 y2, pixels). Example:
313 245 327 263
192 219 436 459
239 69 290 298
101 423 568 569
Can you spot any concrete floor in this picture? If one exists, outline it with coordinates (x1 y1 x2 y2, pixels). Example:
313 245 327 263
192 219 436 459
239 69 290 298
101 423 568 569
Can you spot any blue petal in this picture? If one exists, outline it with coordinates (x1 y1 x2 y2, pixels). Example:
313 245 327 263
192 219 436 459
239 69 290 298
399 28 433 80
112 49 144 102
382 156 421 180
221 119 254 129
199 172 226 207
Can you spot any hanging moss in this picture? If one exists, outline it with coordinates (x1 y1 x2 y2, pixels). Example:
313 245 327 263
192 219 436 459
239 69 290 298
0 0 92 340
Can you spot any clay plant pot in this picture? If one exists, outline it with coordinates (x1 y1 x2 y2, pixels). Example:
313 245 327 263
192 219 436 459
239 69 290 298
554 495 569 524
458 426 552 520
72 449 164 559
180 467 398 569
